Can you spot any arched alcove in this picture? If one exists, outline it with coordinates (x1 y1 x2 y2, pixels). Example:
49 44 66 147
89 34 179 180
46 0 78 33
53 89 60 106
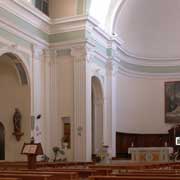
0 52 31 161
91 76 104 157
0 122 5 160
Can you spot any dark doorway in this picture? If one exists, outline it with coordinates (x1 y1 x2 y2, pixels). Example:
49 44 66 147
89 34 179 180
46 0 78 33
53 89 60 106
0 122 5 160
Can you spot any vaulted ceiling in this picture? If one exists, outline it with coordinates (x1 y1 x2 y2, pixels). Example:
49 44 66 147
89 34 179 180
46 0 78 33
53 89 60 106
114 0 180 58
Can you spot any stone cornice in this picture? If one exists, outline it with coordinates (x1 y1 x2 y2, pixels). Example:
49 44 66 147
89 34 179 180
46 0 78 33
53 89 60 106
2 0 50 33
2 1 180 77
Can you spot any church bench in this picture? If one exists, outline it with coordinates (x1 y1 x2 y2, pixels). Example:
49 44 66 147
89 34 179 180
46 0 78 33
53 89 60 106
3 168 93 179
0 162 27 170
88 175 180 180
0 171 79 180
23 167 112 177
111 172 180 177
0 167 111 179
0 178 21 180
88 163 172 171
0 173 53 180
37 162 94 168
35 167 109 175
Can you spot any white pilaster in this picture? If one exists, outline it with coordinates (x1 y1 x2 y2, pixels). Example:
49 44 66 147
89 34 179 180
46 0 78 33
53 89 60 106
71 45 93 161
31 45 44 141
46 49 59 155
43 49 52 157
104 61 114 157
111 62 119 157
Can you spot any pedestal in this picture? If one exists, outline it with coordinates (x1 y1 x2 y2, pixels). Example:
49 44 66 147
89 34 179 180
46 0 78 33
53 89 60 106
27 154 37 169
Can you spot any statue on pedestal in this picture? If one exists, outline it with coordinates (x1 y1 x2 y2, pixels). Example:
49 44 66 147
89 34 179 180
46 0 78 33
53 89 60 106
12 108 24 141
13 108 21 133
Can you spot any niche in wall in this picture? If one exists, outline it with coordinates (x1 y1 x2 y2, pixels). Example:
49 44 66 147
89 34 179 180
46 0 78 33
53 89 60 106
62 117 71 148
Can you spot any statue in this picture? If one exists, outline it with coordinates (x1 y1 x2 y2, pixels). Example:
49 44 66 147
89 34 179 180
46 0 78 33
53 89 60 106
13 108 21 133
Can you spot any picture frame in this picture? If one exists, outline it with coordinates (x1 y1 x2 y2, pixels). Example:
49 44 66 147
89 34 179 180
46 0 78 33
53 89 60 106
165 81 180 123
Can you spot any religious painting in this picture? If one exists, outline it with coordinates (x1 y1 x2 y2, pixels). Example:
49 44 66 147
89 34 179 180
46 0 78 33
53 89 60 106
165 81 180 123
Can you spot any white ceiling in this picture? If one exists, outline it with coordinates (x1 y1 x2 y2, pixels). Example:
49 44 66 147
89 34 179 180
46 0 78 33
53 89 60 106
114 0 180 58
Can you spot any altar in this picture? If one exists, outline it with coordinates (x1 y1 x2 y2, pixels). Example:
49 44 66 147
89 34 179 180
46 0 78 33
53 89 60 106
128 147 173 162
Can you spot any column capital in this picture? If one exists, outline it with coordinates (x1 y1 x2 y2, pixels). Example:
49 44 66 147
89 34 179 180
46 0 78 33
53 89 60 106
70 45 87 59
71 44 95 63
44 48 57 65
106 61 119 76
32 45 44 61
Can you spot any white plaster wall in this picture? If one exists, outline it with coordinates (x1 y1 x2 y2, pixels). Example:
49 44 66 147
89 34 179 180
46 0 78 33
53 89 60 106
49 0 76 18
56 54 74 161
0 57 30 161
116 74 174 134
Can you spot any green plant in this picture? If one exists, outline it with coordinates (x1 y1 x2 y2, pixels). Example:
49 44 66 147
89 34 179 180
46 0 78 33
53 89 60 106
52 146 65 162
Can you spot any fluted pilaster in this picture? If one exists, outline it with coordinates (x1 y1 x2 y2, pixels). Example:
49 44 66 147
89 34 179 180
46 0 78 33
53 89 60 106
71 46 87 161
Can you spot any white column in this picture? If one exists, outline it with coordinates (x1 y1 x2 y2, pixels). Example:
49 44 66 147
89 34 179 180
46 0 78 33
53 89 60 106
104 61 117 157
42 49 53 157
104 62 112 147
71 45 93 161
32 45 44 141
111 62 119 157
44 49 59 157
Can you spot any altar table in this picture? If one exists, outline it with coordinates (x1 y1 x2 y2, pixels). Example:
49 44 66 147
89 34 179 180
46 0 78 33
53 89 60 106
128 147 173 162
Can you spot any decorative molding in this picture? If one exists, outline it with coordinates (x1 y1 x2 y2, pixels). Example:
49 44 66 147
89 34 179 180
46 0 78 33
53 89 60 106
4 0 50 33
0 15 48 47
2 1 180 76
50 15 91 34
118 63 180 79
56 49 71 57
0 36 31 56
0 44 31 79
117 45 180 66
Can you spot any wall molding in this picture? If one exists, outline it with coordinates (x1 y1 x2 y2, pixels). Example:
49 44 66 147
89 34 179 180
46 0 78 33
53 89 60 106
1 0 50 34
1 1 180 77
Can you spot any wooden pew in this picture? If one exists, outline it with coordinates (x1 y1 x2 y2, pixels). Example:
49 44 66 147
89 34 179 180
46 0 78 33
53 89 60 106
0 178 21 180
0 174 53 180
88 175 180 180
0 167 110 179
0 171 79 180
37 162 94 168
21 167 111 177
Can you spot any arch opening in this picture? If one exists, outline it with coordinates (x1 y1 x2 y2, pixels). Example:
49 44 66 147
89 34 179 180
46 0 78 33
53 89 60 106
91 76 104 160
0 52 31 161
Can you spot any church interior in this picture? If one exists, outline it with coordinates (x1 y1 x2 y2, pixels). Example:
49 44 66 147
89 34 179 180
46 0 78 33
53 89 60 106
1 0 180 179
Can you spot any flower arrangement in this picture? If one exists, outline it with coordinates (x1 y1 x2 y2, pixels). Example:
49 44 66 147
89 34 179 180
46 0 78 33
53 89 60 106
96 144 109 163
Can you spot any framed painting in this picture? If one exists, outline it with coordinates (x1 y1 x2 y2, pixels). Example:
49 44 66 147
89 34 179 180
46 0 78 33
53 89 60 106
165 81 180 123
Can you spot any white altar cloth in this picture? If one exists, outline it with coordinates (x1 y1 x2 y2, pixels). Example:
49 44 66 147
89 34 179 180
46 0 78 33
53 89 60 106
128 147 173 162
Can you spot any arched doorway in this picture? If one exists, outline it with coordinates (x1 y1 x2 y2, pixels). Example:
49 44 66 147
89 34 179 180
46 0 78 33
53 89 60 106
91 76 104 158
0 53 31 161
0 122 5 160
